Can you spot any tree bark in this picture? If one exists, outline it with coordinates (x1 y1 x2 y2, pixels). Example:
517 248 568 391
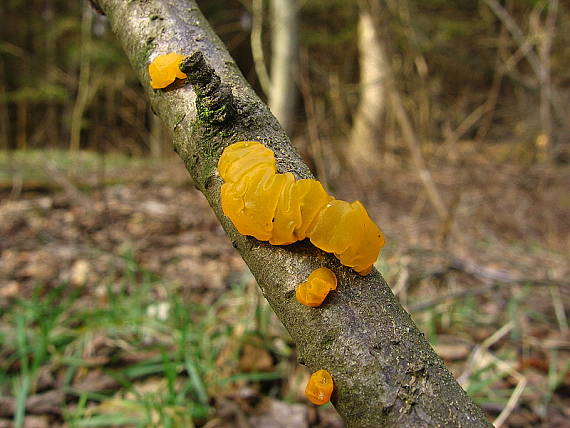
92 1 492 427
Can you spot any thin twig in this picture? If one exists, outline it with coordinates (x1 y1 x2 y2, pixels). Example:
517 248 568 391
550 285 568 335
389 88 449 221
449 102 489 144
476 0 511 141
459 322 514 386
457 322 528 428
482 0 542 76
494 378 527 427
483 0 566 132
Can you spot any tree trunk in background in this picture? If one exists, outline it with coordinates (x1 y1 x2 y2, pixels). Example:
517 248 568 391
16 101 27 150
538 0 557 157
0 60 7 151
269 0 298 135
44 0 59 147
348 4 386 168
351 1 448 222
0 60 8 151
69 3 93 152
0 3 8 150
91 0 492 426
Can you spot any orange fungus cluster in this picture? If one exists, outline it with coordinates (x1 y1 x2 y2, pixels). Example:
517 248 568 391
296 268 337 307
305 369 334 405
217 141 384 275
148 53 187 89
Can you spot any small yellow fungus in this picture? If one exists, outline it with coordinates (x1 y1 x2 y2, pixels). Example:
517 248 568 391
305 369 334 405
296 267 337 307
148 53 187 89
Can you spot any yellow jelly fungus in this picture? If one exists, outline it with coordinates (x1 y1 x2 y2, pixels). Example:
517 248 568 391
148 53 187 89
292 179 333 241
217 141 384 274
296 267 337 307
221 167 277 240
305 369 334 405
308 200 384 275
269 177 301 245
218 140 276 183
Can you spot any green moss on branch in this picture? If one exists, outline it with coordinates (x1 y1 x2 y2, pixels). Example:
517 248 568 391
181 52 236 126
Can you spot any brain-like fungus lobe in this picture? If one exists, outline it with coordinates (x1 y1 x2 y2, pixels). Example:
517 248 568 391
305 369 334 405
218 141 384 275
296 267 337 307
148 53 187 89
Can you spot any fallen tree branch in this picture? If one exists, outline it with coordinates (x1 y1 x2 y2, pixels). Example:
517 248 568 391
93 0 492 426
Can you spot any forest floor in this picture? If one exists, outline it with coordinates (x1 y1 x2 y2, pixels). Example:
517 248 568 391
0 146 569 428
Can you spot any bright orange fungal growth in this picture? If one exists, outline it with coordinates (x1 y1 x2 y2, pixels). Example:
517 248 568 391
218 140 276 182
308 200 384 275
218 141 384 275
295 267 337 307
305 369 334 405
148 53 187 89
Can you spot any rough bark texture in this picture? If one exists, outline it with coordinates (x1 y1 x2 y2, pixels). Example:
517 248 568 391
93 1 493 427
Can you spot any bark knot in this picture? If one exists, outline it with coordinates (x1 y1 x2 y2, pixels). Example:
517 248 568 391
180 51 236 125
